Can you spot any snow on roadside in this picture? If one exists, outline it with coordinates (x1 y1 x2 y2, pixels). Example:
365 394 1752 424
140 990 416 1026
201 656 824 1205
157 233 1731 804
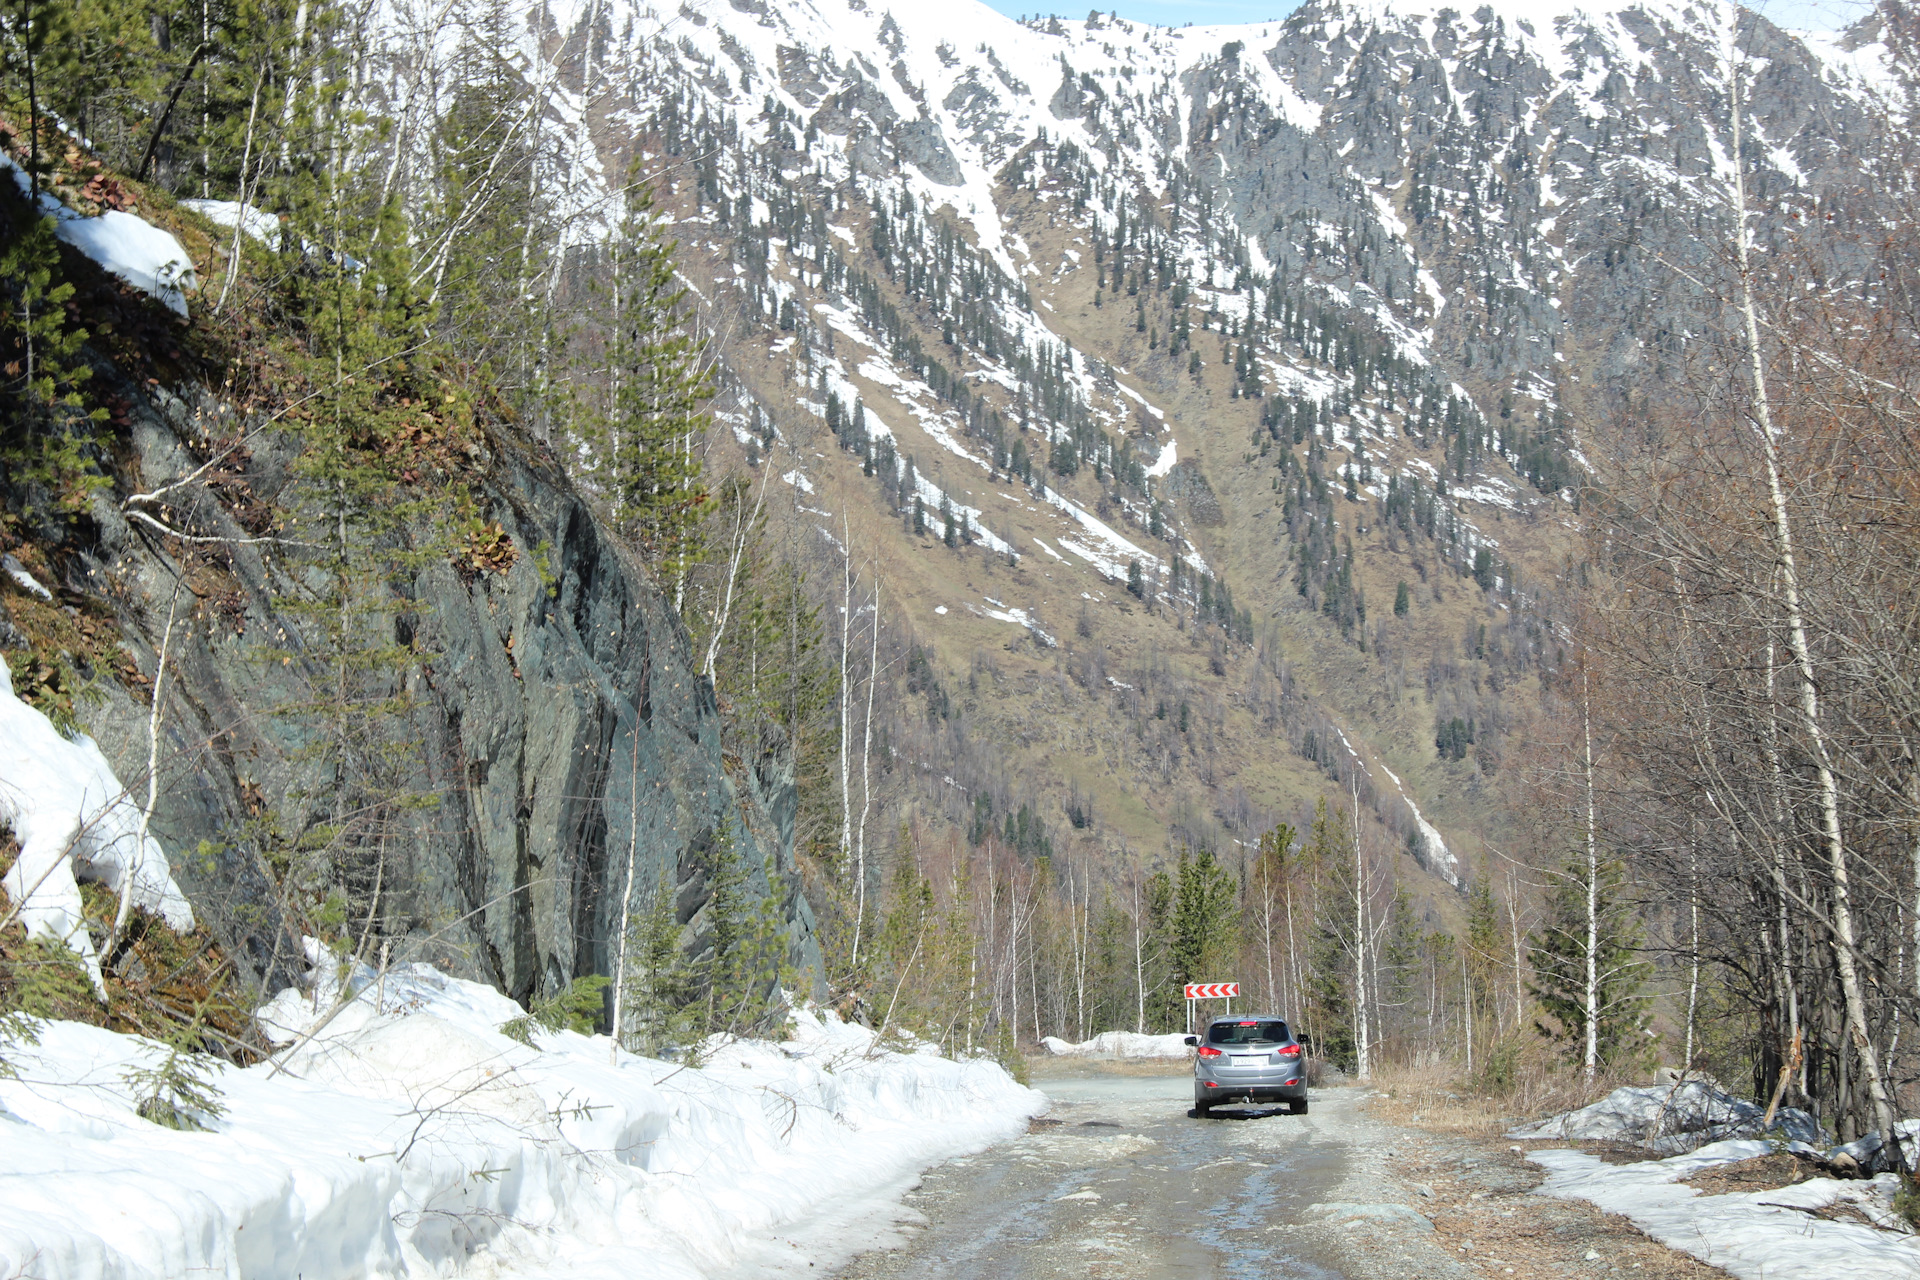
1530 1140 1920 1280
0 956 1044 1279
1041 1030 1191 1060
1507 1080 1821 1152
0 655 194 990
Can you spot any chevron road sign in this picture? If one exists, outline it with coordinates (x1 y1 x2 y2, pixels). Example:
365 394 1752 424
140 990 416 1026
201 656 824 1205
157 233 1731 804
1183 983 1239 1000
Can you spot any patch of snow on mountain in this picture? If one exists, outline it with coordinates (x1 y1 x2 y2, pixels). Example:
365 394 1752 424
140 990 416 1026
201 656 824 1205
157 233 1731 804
1376 762 1459 887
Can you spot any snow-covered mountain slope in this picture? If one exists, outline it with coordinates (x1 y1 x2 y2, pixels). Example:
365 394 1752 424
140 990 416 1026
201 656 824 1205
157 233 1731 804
370 0 1896 893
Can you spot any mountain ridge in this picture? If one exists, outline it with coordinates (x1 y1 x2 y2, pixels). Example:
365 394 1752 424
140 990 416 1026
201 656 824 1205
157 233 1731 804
488 0 1891 917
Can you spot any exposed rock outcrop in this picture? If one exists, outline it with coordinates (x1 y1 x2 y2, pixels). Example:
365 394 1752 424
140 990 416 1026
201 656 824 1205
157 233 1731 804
8 369 817 1007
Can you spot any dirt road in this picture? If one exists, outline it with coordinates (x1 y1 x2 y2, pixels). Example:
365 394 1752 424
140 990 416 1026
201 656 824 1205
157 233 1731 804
807 1061 1731 1280
823 1061 1483 1280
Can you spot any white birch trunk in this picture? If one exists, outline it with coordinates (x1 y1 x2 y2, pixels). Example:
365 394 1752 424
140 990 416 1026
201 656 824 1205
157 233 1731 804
1506 865 1526 1032
1685 839 1699 1072
610 728 642 1060
1352 792 1371 1081
111 592 180 961
840 517 858 964
1728 53 1898 1148
1583 671 1600 1080
853 584 880 920
1133 876 1146 1034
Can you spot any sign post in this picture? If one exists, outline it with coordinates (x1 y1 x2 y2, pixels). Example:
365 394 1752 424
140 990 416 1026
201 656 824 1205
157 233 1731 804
1183 982 1240 1034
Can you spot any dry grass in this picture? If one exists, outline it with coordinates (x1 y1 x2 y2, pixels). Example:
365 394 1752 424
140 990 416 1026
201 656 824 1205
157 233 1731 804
1367 1056 1637 1137
1373 1056 1741 1279
1683 1153 1824 1197
1396 1139 1735 1280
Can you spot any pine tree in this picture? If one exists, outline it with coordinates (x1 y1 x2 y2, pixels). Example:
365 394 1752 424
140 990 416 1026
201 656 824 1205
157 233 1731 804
0 182 107 513
594 190 714 586
426 12 543 376
1169 847 1236 996
1529 854 1651 1070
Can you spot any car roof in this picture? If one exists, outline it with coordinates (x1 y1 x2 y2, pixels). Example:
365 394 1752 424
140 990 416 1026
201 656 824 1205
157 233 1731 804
1207 1014 1286 1024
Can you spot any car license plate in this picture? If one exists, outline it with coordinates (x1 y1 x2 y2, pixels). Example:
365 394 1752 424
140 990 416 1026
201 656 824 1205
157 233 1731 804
1232 1055 1263 1065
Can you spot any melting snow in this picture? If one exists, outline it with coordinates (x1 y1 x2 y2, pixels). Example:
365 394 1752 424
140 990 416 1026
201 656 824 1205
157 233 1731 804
0 655 194 990
180 198 281 249
1042 1030 1191 1060
0 950 1043 1279
1531 1140 1920 1279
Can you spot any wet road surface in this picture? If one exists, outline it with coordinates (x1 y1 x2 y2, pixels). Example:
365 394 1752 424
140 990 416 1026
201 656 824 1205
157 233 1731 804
826 1063 1359 1280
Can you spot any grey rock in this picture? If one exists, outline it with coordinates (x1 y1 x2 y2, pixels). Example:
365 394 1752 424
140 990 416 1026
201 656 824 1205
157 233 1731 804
896 118 963 186
0 601 25 650
23 377 819 1009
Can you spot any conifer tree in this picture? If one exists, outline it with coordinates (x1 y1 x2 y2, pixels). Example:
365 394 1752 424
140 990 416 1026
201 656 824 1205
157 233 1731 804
0 183 106 512
1529 854 1650 1070
593 190 713 588
1169 847 1236 997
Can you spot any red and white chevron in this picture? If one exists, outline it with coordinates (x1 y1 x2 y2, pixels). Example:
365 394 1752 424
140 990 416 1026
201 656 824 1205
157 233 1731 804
1182 983 1239 1000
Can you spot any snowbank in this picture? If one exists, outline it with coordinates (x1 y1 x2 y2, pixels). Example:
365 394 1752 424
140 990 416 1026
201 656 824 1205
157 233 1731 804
1829 1119 1920 1174
1506 1080 1821 1152
53 212 197 316
1532 1139 1920 1279
3 156 197 317
1041 1030 1192 1060
0 954 1043 1279
0 654 194 988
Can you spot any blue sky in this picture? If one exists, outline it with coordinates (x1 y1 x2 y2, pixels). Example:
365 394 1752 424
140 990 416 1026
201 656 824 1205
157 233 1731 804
975 0 1875 31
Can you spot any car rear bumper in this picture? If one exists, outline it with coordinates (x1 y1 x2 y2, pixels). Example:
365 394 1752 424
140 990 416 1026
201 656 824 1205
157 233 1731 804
1196 1076 1306 1101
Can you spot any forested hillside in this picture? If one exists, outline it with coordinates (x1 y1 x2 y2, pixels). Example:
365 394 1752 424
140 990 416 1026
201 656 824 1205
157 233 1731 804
5 0 1920 1157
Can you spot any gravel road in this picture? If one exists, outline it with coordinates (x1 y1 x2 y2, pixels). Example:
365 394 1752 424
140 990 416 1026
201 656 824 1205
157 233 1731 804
822 1061 1487 1280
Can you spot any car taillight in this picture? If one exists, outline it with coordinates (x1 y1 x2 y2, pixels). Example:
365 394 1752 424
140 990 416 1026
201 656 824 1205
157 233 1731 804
1277 1045 1301 1058
1196 1045 1223 1058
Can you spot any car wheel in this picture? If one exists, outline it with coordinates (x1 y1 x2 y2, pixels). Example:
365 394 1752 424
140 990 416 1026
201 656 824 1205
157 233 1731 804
1289 1098 1308 1115
1194 1101 1212 1118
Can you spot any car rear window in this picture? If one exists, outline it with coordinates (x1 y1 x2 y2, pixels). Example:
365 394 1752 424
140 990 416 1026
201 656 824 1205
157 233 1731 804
1207 1020 1289 1045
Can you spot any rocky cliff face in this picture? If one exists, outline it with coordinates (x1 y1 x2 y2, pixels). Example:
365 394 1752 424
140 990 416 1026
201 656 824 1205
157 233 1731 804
4 367 816 1004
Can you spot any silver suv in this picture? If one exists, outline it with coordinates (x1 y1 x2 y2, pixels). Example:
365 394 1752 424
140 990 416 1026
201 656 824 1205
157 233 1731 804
1184 1016 1308 1116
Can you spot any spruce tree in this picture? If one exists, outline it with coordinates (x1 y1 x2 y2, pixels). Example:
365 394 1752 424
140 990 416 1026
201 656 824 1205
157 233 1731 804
1528 854 1651 1070
594 191 714 587
0 183 107 512
1169 847 1236 996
